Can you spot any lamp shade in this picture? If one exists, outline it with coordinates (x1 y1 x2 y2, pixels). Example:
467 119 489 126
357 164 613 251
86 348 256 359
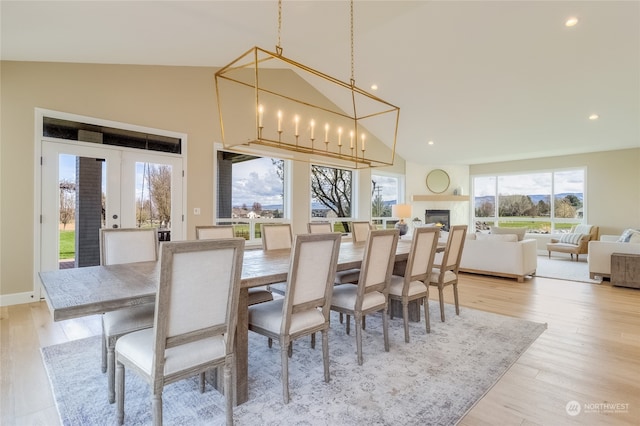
392 204 412 219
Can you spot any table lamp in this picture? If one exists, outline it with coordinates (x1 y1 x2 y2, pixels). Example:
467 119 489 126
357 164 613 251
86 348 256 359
392 204 412 236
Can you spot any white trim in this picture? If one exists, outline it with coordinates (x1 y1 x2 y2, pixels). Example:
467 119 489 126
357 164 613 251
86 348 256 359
33 108 188 303
0 291 37 307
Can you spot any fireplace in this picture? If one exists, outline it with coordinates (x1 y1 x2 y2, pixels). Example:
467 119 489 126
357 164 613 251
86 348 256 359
425 209 450 232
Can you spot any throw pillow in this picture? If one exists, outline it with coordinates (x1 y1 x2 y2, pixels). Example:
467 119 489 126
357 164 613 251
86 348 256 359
489 226 527 241
573 224 593 235
618 228 640 243
629 231 640 244
559 232 584 245
477 233 518 242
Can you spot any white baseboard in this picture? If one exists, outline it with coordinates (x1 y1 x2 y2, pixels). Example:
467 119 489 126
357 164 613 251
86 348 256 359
0 291 39 307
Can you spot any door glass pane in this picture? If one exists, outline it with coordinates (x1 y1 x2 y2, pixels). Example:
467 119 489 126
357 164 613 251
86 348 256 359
58 154 106 269
136 162 172 239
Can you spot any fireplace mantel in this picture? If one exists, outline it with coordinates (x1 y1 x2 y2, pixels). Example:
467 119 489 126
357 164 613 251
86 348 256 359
411 195 470 202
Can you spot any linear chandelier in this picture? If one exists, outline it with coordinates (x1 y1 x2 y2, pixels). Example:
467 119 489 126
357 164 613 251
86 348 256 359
214 0 400 168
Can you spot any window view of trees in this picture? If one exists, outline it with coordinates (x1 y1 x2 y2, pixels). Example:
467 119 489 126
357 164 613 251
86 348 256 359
371 174 399 218
473 170 585 233
310 165 352 230
136 162 172 229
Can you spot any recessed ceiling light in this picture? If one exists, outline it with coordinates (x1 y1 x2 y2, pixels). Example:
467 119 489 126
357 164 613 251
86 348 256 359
370 84 378 91
589 114 599 120
565 17 578 27
427 140 434 145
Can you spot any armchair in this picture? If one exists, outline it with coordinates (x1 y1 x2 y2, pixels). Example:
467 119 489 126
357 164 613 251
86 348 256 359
546 225 599 261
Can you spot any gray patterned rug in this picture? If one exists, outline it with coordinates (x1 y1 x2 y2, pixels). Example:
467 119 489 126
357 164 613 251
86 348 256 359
536 255 602 284
42 302 546 426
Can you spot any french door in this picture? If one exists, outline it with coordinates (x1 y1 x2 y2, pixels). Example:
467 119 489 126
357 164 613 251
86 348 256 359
40 140 184 273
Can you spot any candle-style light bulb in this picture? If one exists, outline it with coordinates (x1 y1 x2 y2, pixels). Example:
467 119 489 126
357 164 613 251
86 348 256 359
349 130 354 149
361 133 366 151
277 110 282 132
258 105 264 127
294 115 299 136
310 120 315 139
324 123 329 143
338 127 343 146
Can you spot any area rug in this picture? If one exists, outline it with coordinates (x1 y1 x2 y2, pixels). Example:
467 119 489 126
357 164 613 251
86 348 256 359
535 255 602 284
42 302 546 426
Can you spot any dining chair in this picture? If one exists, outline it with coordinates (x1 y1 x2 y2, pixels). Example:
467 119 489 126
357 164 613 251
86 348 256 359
248 232 341 403
100 227 158 404
330 229 399 365
196 225 273 306
261 224 293 296
307 222 333 233
429 224 468 322
388 226 440 342
261 223 293 251
115 238 245 426
333 221 373 286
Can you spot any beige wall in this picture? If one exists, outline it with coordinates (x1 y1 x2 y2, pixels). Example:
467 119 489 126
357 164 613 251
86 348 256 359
0 60 404 303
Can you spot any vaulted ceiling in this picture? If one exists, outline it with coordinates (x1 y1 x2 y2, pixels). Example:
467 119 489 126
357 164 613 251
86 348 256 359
2 1 638 165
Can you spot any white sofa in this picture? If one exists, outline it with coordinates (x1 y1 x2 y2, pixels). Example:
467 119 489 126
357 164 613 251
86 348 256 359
458 233 538 282
588 235 640 279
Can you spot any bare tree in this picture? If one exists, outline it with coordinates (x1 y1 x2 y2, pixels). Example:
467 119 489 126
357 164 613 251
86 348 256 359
311 165 352 230
148 165 172 226
59 179 76 230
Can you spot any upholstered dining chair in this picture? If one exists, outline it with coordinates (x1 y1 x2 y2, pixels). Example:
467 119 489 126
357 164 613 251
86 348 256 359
196 225 273 306
333 221 373 286
115 238 245 426
248 232 341 403
100 227 158 404
429 224 467 322
330 229 399 365
307 222 333 233
261 223 293 251
388 226 440 342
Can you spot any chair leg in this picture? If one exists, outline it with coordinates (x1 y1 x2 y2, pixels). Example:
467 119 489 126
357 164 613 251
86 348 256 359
438 287 446 322
268 337 273 348
281 344 290 404
346 314 351 335
311 333 316 349
116 361 125 425
362 315 366 330
152 391 162 426
322 330 330 383
402 301 410 343
355 314 364 365
224 363 233 426
199 372 205 393
107 343 116 404
453 283 460 316
383 308 390 353
339 312 343 324
423 296 431 333
288 342 293 358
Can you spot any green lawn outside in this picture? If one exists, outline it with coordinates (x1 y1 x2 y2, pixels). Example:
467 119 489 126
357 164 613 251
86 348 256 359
59 230 75 259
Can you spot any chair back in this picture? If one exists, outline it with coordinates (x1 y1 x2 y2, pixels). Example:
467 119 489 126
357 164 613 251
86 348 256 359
356 229 399 307
307 222 333 234
404 227 440 286
262 224 293 250
351 221 372 243
196 225 235 240
151 239 245 391
100 228 158 266
440 225 468 271
281 233 341 335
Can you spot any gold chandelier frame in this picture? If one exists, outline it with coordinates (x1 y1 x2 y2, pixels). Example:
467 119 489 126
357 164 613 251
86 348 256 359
214 1 399 168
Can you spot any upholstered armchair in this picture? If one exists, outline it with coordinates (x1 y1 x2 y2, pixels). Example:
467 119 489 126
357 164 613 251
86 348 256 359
546 225 599 261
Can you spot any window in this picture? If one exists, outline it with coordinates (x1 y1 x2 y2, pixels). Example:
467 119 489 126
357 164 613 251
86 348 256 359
472 169 585 234
371 173 402 230
310 165 353 232
216 151 285 242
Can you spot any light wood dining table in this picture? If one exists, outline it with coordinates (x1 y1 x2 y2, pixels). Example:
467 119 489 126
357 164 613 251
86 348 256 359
39 238 414 405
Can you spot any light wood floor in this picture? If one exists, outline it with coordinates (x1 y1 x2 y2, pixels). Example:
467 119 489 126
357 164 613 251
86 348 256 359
1 273 639 425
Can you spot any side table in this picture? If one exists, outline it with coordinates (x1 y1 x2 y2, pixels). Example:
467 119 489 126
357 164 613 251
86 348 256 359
611 252 640 289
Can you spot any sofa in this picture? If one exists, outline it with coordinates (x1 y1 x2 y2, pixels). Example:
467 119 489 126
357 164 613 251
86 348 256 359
459 233 538 282
587 230 640 279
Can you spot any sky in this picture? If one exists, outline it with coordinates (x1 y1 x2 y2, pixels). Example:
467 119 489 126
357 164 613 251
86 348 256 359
474 170 585 196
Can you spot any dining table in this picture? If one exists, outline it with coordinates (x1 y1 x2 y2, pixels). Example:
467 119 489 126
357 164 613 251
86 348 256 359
39 238 417 405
